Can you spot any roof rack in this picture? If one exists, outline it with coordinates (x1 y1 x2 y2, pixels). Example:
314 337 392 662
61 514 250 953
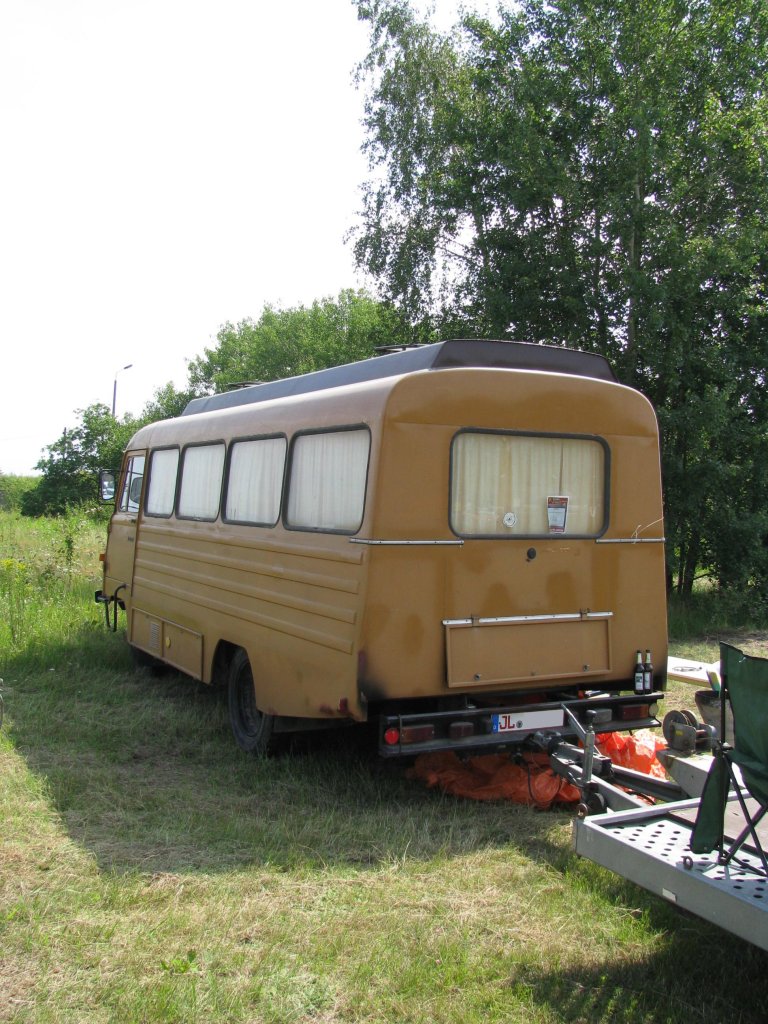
181 339 615 417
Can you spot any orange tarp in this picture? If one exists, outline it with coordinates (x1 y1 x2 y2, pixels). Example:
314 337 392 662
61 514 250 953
409 731 667 808
596 730 667 780
408 751 581 809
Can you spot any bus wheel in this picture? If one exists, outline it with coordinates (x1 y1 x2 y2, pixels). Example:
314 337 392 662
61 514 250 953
227 649 277 755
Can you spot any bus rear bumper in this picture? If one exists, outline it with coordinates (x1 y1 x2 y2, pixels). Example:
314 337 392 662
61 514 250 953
378 692 661 758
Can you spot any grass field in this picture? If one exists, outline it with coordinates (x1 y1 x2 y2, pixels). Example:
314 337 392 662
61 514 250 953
1 510 767 1023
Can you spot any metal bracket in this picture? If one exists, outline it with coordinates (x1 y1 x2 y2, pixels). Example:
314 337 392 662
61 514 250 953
95 585 126 632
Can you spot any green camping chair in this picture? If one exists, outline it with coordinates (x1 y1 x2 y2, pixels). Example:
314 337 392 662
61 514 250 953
690 642 768 875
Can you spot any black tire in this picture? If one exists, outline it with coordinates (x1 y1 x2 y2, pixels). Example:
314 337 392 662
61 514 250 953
227 649 278 755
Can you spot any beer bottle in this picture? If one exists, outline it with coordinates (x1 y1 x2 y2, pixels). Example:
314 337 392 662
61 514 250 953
643 649 653 693
634 650 644 694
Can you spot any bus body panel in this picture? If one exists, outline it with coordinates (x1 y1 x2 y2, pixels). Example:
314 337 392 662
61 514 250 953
355 368 666 703
102 449 147 602
129 520 368 717
98 344 667 747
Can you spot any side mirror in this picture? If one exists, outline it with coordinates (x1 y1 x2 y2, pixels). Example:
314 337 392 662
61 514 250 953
129 476 143 505
99 470 116 502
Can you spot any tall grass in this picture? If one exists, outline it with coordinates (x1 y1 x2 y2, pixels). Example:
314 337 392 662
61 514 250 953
0 509 105 673
668 585 768 643
1 510 766 1023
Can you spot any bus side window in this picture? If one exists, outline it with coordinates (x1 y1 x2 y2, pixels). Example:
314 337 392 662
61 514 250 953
178 443 226 520
145 448 180 517
119 455 146 514
286 428 370 533
225 436 287 525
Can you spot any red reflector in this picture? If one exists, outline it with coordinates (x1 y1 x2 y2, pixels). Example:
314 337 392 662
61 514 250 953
620 704 646 720
450 721 474 739
99 552 106 562
384 727 400 746
400 724 435 745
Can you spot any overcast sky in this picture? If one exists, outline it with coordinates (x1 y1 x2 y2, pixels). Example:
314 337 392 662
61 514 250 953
0 1 363 474
1 0 485 476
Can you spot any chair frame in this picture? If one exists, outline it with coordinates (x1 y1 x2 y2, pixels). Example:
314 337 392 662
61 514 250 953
706 646 768 876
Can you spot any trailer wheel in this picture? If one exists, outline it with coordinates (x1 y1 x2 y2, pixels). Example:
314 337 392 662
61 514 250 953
577 791 607 818
228 649 278 755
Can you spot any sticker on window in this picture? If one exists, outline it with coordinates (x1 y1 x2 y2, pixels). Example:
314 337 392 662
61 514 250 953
547 496 569 534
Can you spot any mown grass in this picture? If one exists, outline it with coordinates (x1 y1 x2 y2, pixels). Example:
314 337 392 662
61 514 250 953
1 510 767 1023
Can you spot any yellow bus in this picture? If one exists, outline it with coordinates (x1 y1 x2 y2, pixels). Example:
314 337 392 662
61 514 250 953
96 340 667 756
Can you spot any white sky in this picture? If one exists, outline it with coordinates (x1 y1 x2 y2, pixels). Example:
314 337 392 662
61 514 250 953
0 0 480 476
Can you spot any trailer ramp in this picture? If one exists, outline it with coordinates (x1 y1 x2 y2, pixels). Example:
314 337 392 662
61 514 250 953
574 796 768 952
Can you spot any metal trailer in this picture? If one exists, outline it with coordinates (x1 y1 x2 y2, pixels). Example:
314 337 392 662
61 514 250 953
573 797 768 952
545 709 768 952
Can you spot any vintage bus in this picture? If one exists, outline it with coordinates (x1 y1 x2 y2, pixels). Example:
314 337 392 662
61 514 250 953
96 339 668 757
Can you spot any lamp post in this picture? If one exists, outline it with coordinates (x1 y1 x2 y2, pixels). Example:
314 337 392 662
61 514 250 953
112 363 133 417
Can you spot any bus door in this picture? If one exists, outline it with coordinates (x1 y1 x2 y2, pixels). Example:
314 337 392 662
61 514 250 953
103 450 146 603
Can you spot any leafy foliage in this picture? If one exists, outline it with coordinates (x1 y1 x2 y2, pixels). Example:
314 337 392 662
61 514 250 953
25 292 410 518
186 289 412 394
21 405 138 516
0 473 39 512
354 0 768 595
140 380 198 422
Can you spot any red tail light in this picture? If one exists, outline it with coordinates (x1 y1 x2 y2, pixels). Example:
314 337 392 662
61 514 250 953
619 704 646 720
450 722 475 739
400 724 435 745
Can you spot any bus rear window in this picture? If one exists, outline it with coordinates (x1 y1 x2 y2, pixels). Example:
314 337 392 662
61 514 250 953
450 431 607 537
286 428 370 533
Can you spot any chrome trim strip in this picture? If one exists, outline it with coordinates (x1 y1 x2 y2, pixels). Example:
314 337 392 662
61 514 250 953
442 611 613 627
350 539 464 546
595 538 665 544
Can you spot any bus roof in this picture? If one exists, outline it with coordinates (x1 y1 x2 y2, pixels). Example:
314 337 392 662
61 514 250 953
181 340 616 417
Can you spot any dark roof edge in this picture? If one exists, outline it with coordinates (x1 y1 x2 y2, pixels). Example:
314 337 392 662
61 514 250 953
181 339 616 417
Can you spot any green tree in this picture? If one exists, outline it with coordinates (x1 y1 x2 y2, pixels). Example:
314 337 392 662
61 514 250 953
23 292 411 518
354 0 768 596
0 473 39 512
21 386 198 517
187 290 413 394
140 381 198 421
22 405 138 516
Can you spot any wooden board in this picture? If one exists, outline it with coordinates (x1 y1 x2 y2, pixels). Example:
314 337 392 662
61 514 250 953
667 656 720 688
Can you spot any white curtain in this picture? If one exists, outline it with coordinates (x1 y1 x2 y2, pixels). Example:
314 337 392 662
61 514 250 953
225 437 286 524
146 449 179 516
178 444 225 519
451 433 604 536
287 429 370 531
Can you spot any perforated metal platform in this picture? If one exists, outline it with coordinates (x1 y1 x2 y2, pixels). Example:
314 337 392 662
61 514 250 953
574 798 768 951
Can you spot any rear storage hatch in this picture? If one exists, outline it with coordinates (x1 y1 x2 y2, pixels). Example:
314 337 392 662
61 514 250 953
444 611 612 689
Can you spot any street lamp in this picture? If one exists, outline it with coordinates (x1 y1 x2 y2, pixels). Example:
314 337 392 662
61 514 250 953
112 363 133 417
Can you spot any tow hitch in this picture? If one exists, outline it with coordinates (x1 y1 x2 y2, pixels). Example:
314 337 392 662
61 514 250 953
542 706 686 814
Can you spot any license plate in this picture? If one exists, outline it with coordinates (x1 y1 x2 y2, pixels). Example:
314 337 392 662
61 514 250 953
492 709 565 734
